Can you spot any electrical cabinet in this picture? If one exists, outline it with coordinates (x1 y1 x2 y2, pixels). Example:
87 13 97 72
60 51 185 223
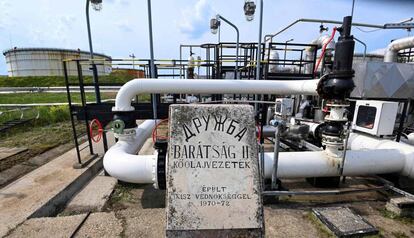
352 100 398 136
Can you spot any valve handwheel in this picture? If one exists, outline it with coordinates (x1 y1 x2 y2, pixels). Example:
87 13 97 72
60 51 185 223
89 118 104 143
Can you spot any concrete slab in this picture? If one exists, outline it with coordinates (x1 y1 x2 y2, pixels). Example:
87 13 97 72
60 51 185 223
313 207 378 237
75 212 123 238
7 214 87 238
139 137 155 155
0 144 74 188
119 208 165 238
264 207 322 238
64 175 117 214
0 140 105 237
0 147 28 161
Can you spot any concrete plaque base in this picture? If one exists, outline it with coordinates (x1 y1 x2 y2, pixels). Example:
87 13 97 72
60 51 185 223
166 104 263 237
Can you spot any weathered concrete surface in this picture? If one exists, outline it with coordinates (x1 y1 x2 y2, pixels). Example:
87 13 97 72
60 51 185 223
64 175 117 214
138 137 155 155
7 212 122 238
386 196 414 217
264 207 322 238
0 147 28 161
7 214 87 238
0 143 73 188
119 208 165 238
167 104 263 235
0 136 110 237
76 212 123 237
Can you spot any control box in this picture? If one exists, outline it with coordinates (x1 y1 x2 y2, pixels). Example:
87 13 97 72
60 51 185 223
352 100 398 136
275 98 294 117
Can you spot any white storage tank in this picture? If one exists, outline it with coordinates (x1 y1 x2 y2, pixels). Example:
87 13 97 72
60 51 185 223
3 47 112 77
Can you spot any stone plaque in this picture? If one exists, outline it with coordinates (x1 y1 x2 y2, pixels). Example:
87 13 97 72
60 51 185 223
166 104 264 237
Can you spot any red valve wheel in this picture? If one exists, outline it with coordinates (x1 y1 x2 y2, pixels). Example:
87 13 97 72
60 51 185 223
89 119 104 143
152 119 169 143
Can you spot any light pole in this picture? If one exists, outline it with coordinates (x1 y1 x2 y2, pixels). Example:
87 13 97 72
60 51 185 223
146 0 157 119
244 0 261 81
283 38 294 67
210 14 240 79
86 0 103 103
129 53 136 70
244 0 261 109
86 0 108 152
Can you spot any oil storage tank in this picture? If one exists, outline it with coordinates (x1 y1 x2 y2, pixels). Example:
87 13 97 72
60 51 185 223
3 47 112 77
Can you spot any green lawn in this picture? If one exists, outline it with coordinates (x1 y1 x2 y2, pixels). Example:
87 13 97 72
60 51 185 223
0 92 114 104
0 71 135 87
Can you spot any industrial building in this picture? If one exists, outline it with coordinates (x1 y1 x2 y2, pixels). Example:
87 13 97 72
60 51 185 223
2 47 112 77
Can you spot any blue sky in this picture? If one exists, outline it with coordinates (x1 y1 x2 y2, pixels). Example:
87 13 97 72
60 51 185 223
0 0 413 75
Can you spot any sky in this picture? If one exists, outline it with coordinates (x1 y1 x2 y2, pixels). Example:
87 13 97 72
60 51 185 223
0 0 413 75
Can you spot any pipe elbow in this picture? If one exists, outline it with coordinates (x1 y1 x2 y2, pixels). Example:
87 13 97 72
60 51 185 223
113 78 143 112
384 36 414 63
103 144 156 184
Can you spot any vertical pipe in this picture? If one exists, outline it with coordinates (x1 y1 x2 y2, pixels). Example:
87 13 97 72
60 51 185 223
147 0 157 119
271 125 280 190
85 0 101 103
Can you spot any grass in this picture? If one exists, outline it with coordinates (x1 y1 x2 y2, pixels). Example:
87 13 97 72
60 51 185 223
0 122 82 150
0 92 114 104
108 183 143 205
378 208 414 225
0 121 85 171
304 212 335 238
0 71 136 87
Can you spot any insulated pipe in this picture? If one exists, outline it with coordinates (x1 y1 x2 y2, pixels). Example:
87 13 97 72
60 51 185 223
347 133 414 178
299 121 322 138
103 120 157 183
305 35 336 74
384 36 414 62
113 78 319 111
263 149 406 179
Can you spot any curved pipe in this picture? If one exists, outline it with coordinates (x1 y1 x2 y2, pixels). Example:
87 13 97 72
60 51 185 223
305 35 335 73
103 120 157 183
113 78 319 111
384 36 414 62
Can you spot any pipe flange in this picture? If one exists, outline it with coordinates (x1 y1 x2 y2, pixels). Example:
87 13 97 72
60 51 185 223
154 140 168 190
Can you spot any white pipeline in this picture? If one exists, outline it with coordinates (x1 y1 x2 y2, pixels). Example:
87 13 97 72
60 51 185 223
263 149 406 179
384 36 414 62
347 133 414 178
103 120 157 183
113 78 319 111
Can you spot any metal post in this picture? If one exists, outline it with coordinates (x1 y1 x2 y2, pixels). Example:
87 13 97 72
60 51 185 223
255 0 263 111
216 15 239 79
76 61 94 156
63 61 82 164
85 0 101 103
147 0 157 119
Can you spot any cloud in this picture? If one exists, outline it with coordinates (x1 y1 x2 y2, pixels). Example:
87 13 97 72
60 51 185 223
106 0 129 6
177 0 214 39
115 20 133 33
